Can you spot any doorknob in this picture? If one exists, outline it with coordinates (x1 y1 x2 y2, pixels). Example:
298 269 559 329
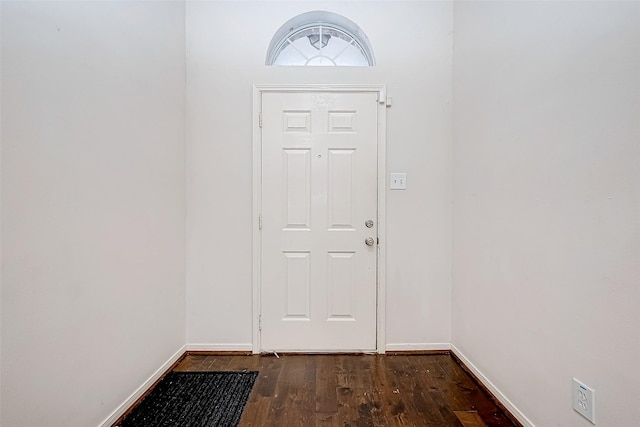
365 237 375 246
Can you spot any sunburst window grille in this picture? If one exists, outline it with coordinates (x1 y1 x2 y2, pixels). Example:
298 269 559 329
266 12 375 67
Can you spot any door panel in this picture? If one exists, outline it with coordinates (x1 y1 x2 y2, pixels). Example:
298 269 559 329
260 91 378 352
327 251 356 319
282 149 311 229
328 149 356 229
283 251 311 319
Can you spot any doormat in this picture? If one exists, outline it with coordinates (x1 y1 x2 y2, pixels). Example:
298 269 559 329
118 371 258 427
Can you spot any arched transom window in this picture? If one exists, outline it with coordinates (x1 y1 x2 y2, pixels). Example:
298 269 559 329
266 11 375 67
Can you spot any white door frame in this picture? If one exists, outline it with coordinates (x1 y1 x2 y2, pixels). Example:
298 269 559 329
252 84 387 354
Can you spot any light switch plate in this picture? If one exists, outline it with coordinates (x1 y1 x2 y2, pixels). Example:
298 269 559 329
390 173 407 190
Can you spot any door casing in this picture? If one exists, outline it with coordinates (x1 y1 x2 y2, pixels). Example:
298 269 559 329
252 84 387 354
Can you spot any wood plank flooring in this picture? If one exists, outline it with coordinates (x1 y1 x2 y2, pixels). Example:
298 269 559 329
173 353 518 427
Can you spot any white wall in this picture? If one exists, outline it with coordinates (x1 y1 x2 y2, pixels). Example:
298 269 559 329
0 2 3 422
186 1 453 350
452 2 640 426
1 2 186 426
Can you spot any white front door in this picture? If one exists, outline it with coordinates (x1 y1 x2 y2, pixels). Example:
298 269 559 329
260 91 379 352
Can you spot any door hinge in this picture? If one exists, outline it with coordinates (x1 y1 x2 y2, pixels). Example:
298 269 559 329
259 112 263 128
258 214 263 230
259 315 262 331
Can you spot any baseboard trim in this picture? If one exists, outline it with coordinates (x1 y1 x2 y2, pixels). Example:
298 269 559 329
386 349 451 355
186 343 253 352
98 345 186 427
385 343 451 352
186 350 252 356
450 344 534 427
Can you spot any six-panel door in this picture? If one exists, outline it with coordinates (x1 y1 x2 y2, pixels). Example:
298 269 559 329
260 91 378 352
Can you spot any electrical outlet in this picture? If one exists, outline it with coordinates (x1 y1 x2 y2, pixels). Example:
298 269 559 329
573 378 595 424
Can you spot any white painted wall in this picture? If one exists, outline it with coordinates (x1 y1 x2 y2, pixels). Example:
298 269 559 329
186 1 453 350
1 2 186 426
452 2 640 426
0 2 3 422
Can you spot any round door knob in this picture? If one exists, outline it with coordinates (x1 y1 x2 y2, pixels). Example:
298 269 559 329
365 237 375 246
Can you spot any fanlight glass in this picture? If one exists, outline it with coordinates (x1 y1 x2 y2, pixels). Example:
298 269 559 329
272 25 370 66
266 12 375 67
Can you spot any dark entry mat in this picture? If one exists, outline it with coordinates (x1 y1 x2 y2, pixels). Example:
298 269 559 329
118 371 258 427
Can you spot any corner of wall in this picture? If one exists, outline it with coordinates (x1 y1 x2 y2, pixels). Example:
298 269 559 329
97 345 187 427
451 345 534 427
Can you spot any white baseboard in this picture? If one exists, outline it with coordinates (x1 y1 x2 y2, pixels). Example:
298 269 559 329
385 342 451 352
186 343 253 352
451 344 535 427
98 345 186 427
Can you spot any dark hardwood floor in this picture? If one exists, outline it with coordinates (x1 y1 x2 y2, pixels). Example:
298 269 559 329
173 353 518 427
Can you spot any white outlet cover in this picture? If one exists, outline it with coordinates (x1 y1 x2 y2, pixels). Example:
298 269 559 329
573 378 596 424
